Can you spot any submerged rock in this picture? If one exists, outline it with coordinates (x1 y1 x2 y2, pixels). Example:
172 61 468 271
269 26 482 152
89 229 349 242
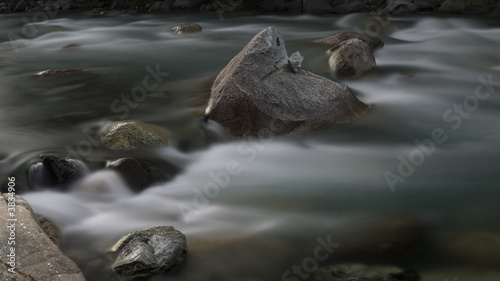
171 23 202 34
0 194 86 281
36 69 88 76
98 120 172 150
106 157 175 192
315 263 420 281
205 26 368 139
27 154 89 189
108 226 187 279
327 38 376 78
314 31 384 51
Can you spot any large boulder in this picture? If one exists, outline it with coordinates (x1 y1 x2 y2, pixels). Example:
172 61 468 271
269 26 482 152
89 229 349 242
205 26 369 139
98 120 172 150
107 226 187 279
327 38 376 78
0 193 86 281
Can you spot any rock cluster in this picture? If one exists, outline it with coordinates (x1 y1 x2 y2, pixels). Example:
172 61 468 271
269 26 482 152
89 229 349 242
205 26 369 139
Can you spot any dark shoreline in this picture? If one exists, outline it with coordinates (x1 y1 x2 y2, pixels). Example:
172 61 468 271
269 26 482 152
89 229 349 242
1 0 500 16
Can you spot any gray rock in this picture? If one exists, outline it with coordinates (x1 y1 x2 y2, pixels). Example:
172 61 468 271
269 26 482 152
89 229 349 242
0 194 86 281
108 226 187 279
205 26 368 139
27 154 89 189
315 263 420 281
314 31 384 51
327 38 376 78
98 120 172 150
170 22 202 34
384 0 418 14
288 51 303 73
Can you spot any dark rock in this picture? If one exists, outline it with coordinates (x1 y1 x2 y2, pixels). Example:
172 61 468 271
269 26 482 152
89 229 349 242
384 0 418 14
27 155 89 189
332 0 366 14
257 0 303 14
315 263 420 281
13 0 28 12
106 157 174 192
364 0 386 10
36 214 61 245
327 38 376 78
98 120 172 150
314 31 384 51
149 1 170 12
439 0 493 14
413 0 442 11
171 0 205 10
205 26 368 139
302 0 335 14
0 194 86 281
108 226 187 279
170 23 202 34
36 68 89 76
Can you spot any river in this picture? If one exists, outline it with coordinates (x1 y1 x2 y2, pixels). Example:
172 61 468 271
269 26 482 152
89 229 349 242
1 11 500 281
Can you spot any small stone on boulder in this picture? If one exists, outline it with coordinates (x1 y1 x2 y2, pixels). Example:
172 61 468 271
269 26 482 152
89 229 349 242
98 121 172 150
288 51 303 73
108 226 187 279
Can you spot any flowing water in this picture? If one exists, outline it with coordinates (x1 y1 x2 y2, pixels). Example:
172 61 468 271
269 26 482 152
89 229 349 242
1 11 500 281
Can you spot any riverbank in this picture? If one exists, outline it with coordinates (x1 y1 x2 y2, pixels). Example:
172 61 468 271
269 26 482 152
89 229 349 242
1 0 500 16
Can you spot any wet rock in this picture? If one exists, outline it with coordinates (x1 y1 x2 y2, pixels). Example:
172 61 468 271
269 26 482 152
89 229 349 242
36 68 88 76
98 120 172 150
27 154 89 189
0 194 86 281
171 23 202 34
36 214 61 245
205 26 368 139
314 31 384 51
106 157 175 192
384 0 418 14
327 38 376 78
315 263 420 281
108 226 187 279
